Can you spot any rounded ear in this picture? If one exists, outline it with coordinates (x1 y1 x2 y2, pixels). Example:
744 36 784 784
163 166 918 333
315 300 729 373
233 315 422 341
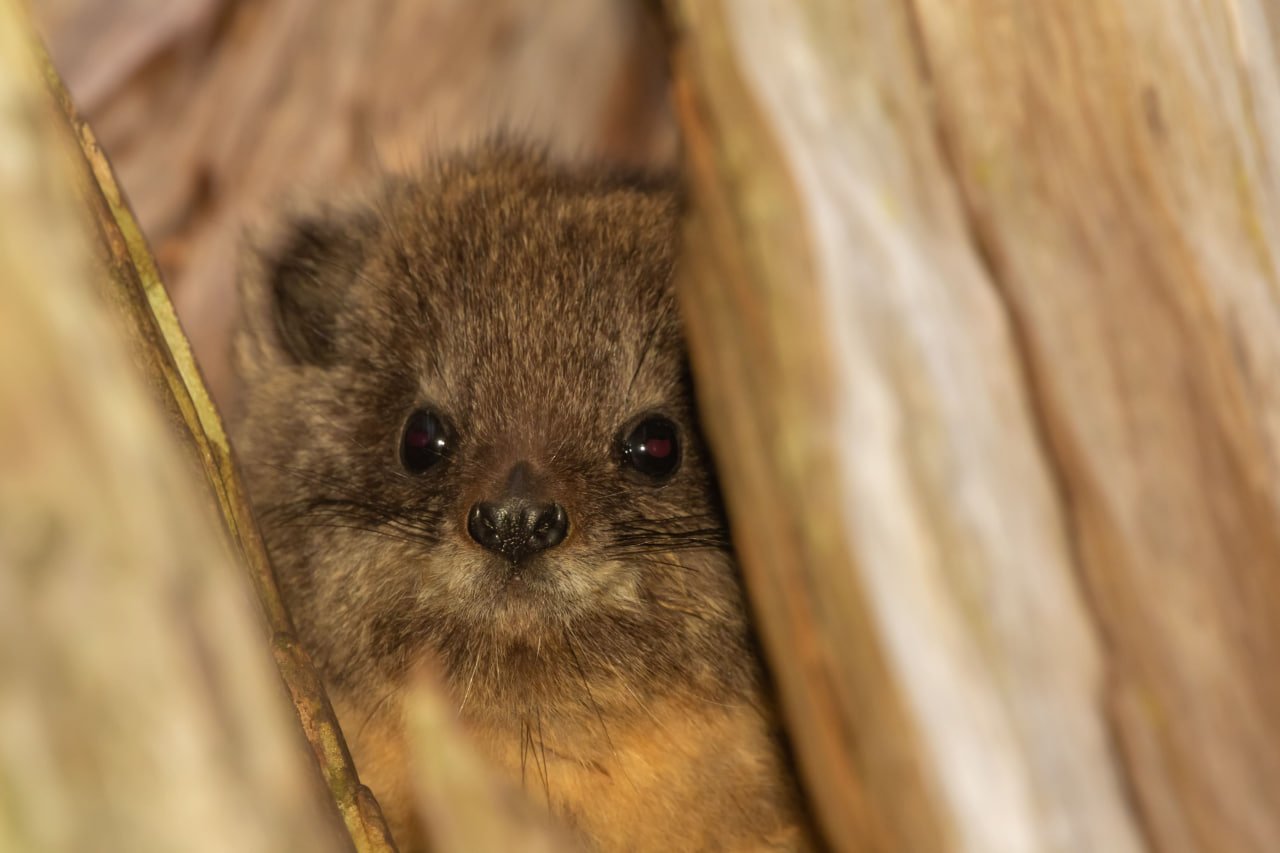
236 206 373 370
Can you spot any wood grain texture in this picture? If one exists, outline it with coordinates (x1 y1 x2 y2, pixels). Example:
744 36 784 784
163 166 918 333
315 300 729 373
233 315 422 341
911 1 1280 849
667 0 1167 850
27 18 397 849
0 2 344 849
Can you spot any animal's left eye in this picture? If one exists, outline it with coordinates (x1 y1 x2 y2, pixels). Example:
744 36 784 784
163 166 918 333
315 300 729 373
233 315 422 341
620 414 681 482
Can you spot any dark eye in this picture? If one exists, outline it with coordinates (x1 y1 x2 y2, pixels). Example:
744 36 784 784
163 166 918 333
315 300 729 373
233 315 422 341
401 409 450 473
621 414 681 482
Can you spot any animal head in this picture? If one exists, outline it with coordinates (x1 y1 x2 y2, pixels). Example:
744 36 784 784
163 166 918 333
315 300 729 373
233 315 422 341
232 145 752 715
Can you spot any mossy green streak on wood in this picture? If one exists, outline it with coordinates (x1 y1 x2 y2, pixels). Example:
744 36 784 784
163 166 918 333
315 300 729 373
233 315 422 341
35 39 292 625
274 635 397 852
18 8 396 851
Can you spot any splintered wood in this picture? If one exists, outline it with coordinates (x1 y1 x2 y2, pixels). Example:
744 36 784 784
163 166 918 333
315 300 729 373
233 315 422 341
668 1 1280 851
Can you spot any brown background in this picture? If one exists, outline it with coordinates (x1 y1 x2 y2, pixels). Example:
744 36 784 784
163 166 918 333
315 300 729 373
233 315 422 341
33 0 675 401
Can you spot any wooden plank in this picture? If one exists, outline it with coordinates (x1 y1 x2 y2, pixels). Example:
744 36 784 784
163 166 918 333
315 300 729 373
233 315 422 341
912 1 1280 849
22 11 398 848
0 3 346 849
667 1 1146 850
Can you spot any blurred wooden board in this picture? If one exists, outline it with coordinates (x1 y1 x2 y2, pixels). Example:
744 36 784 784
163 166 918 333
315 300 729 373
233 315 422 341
668 0 1280 851
0 4 346 848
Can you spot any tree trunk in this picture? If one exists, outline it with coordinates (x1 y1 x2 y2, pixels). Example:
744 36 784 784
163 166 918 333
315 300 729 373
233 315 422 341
667 1 1280 851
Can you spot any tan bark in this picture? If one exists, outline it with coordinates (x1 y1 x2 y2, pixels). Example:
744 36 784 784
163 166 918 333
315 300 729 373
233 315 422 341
0 2 345 849
22 10 397 848
668 1 1280 851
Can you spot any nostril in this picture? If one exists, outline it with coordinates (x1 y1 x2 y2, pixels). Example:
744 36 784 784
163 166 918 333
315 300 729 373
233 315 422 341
530 503 568 550
467 502 504 551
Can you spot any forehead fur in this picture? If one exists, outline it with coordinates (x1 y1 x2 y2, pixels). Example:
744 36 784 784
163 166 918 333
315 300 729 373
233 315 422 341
333 148 683 423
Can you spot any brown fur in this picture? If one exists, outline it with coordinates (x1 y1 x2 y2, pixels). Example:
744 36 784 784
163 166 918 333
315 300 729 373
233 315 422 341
230 143 808 851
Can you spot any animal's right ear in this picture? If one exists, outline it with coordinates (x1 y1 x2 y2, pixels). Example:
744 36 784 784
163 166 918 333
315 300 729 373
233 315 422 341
237 208 373 368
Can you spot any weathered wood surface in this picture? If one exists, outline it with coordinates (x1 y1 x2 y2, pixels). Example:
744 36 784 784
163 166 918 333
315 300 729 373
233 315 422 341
32 0 676 405
669 1 1280 851
0 3 345 849
22 9 397 847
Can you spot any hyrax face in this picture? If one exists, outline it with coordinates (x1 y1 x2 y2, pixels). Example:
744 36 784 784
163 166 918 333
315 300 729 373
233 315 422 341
232 146 752 713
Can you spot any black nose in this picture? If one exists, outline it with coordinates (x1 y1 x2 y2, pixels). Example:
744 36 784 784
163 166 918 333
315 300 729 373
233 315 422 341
467 498 568 562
